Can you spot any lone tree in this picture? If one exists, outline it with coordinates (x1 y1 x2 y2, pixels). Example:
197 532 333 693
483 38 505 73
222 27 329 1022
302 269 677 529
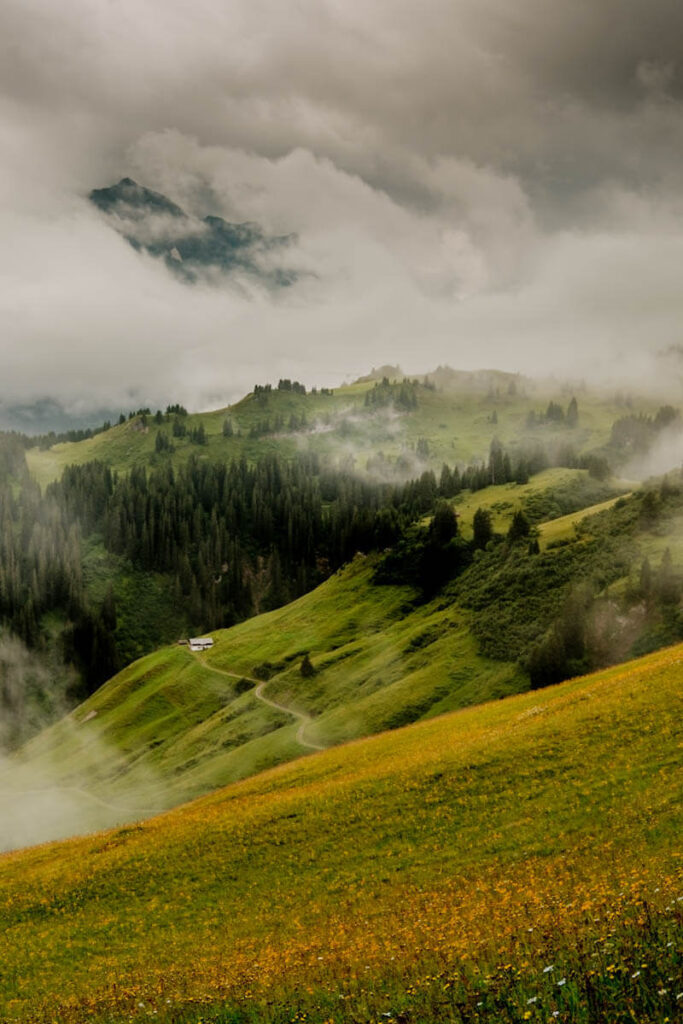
429 500 458 546
566 396 579 428
507 509 531 543
300 653 315 677
472 507 493 549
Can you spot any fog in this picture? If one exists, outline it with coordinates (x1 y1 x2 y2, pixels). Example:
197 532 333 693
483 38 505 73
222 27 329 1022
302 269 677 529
624 422 683 481
0 759 156 853
0 0 682 419
0 633 161 852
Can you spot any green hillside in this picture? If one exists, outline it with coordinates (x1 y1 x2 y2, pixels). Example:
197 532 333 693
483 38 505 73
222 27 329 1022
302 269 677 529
24 371 664 488
6 473 683 850
3 554 525 845
3 371 681 769
1 642 680 1023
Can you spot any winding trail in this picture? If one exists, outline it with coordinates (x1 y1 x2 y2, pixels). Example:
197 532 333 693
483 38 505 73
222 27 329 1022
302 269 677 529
199 660 326 751
4 659 326 842
2 658 326 851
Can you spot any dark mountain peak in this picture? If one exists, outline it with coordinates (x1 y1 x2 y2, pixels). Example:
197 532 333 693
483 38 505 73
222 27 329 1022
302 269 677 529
203 215 265 246
89 180 297 287
89 179 185 219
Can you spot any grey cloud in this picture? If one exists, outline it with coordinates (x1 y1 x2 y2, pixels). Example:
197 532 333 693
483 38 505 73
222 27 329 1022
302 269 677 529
1 0 682 415
4 1 683 196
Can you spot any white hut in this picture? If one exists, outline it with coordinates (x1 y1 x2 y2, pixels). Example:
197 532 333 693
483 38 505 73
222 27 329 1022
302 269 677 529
189 637 214 652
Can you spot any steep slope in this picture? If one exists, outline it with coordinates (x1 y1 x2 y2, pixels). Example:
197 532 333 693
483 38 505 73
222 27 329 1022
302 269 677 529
1 643 680 1023
6 476 683 850
2 555 524 846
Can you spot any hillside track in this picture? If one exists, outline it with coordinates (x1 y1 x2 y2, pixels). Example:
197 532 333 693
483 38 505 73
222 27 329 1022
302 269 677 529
197 659 326 751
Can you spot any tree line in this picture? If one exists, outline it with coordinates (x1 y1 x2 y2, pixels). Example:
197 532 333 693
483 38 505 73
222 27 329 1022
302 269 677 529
0 445 453 696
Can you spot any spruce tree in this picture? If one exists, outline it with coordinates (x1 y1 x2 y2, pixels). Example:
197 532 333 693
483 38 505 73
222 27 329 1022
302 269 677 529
566 396 579 428
472 507 493 549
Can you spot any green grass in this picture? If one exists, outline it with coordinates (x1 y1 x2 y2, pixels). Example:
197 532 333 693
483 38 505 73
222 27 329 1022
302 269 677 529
0 642 680 1023
537 493 632 549
9 481 680 845
24 376 668 487
637 506 683 565
2 556 525 839
449 467 593 536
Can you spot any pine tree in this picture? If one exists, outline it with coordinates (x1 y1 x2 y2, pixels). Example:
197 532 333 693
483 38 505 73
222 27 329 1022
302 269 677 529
101 585 117 632
472 507 493 549
639 556 652 598
657 548 678 603
430 500 457 545
507 509 531 542
300 653 315 677
566 396 579 428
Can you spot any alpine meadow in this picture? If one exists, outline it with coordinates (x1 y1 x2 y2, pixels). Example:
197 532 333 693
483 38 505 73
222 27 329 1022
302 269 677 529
1 3 683 1024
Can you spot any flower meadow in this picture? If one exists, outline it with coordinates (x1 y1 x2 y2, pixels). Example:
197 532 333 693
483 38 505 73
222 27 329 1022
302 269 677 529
1 644 681 1024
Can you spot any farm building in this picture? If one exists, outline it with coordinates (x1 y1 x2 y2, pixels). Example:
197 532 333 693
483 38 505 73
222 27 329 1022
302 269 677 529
189 637 214 652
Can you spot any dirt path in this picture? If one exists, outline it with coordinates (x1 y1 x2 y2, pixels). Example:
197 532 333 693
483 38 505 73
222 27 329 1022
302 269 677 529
199 661 326 751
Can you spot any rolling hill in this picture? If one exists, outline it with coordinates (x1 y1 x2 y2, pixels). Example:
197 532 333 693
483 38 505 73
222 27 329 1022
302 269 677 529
24 370 666 489
1 553 525 848
4 472 683 852
1 641 680 1023
14 368 660 742
3 368 682 828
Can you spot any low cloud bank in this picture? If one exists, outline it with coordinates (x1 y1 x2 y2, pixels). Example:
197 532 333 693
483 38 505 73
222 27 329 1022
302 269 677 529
0 633 159 853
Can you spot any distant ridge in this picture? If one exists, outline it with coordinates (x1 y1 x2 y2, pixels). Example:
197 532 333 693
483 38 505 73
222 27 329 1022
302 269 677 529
90 178 185 218
353 364 404 383
89 178 297 286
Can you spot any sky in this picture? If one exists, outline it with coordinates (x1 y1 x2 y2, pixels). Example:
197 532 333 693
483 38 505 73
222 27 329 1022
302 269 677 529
2 0 683 417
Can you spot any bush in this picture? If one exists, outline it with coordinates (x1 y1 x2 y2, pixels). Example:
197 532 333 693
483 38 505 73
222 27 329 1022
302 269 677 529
300 653 315 677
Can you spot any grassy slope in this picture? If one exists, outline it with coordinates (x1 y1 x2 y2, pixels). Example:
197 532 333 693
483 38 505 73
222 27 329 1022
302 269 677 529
448 467 603 536
8 477 674 846
1 642 680 1023
537 492 631 549
17 378 646 689
4 555 525 837
24 377 660 488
